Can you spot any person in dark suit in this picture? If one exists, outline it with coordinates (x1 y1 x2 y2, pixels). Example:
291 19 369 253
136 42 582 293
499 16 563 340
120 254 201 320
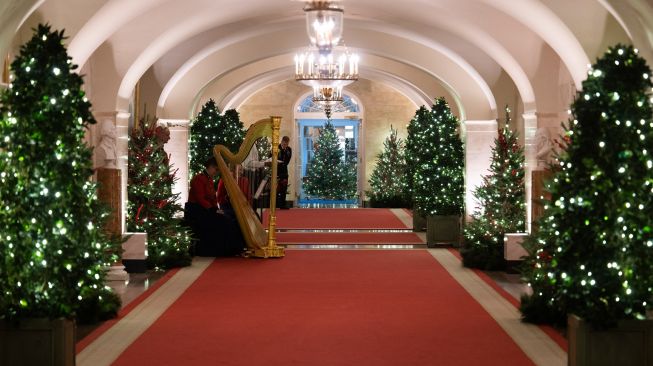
185 157 245 256
277 136 292 209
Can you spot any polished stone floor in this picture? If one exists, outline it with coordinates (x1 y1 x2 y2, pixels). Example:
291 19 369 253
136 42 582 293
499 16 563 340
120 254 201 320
76 271 167 342
485 271 531 300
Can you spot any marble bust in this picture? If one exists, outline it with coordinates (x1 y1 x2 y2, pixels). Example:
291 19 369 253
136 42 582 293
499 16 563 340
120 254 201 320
534 127 553 169
95 120 117 169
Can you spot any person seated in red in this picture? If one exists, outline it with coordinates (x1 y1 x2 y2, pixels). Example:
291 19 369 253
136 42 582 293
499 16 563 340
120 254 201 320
184 157 244 257
216 165 251 209
216 178 228 209
189 157 219 210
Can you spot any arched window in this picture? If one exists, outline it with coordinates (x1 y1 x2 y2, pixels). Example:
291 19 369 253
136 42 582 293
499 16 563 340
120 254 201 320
297 94 360 114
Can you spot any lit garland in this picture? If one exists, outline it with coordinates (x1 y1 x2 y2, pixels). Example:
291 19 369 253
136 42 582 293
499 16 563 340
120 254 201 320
405 97 465 216
521 44 653 328
304 120 357 200
127 119 191 269
366 125 410 207
0 24 119 321
188 100 245 179
461 106 525 270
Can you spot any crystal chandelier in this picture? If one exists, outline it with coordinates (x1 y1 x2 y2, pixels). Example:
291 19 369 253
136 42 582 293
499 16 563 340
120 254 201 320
313 87 340 119
294 1 359 118
294 46 359 98
303 1 344 52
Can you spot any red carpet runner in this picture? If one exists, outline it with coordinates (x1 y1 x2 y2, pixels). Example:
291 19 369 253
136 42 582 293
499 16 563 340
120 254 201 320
276 232 423 244
112 251 534 365
263 208 410 229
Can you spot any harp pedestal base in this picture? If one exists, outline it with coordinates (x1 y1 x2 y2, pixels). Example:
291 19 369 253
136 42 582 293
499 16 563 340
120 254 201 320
252 246 285 258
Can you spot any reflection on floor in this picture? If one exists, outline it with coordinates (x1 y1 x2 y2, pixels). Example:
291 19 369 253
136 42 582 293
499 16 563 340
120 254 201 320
485 271 531 301
285 244 427 249
76 271 167 342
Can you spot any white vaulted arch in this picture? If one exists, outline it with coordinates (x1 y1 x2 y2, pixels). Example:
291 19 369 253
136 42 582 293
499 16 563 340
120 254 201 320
219 67 431 115
156 26 496 120
476 0 590 88
155 19 498 119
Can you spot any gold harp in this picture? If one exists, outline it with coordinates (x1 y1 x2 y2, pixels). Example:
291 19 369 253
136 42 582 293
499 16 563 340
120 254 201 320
212 116 284 258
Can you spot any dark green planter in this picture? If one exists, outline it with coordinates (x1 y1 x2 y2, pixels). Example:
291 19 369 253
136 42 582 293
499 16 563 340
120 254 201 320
0 318 75 366
412 211 426 232
426 215 461 247
568 314 653 366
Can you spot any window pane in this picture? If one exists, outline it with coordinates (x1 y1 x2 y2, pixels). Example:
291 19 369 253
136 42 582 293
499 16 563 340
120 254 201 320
297 94 360 113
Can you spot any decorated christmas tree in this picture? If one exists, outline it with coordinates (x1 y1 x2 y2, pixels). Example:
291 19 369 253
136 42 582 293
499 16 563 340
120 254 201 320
128 119 192 269
405 98 465 216
461 107 525 270
0 24 120 321
222 108 246 153
189 99 222 178
366 126 410 207
256 136 272 162
188 101 245 178
521 45 653 328
304 120 357 200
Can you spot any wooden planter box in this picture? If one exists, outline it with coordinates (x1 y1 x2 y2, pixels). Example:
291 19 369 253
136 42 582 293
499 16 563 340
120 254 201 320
0 318 75 366
122 232 148 273
412 211 427 232
503 233 529 261
503 233 529 273
568 314 653 366
426 215 461 247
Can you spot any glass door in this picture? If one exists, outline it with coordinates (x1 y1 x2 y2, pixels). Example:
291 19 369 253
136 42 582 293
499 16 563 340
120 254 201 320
298 118 359 207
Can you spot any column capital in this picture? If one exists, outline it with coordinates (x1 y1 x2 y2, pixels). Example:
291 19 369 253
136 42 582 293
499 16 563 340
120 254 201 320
535 111 558 119
464 119 498 132
93 110 131 120
157 118 190 131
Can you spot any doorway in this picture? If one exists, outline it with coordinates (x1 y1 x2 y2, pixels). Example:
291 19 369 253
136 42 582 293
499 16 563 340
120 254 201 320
294 93 363 207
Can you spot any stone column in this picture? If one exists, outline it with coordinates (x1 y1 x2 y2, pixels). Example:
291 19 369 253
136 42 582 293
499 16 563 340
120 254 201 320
523 111 538 232
158 119 190 205
464 120 498 220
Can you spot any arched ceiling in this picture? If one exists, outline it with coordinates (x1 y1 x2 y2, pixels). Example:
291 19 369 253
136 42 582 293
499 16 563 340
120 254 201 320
156 27 495 120
2 0 650 121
